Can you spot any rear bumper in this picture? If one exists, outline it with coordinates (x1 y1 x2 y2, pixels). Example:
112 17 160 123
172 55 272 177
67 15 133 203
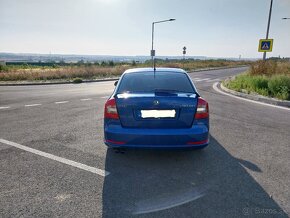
104 122 209 149
104 141 209 150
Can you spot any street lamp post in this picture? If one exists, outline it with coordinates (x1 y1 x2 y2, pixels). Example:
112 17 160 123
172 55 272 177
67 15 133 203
263 0 274 61
151 19 176 68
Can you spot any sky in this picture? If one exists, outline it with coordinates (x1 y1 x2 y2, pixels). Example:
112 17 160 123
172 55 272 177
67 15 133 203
0 0 290 58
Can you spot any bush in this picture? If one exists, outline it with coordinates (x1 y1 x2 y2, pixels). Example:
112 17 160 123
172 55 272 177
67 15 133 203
108 61 115 66
226 74 268 92
250 61 267 75
0 65 9 72
256 88 269 96
268 75 290 100
250 60 290 76
250 76 268 90
72 78 83 83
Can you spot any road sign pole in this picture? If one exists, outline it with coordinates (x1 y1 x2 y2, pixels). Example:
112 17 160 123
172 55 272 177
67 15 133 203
183 53 185 69
182 46 186 69
263 0 273 61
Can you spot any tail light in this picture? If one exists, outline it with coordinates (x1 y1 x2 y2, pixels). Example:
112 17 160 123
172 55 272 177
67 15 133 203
194 97 209 119
104 98 119 119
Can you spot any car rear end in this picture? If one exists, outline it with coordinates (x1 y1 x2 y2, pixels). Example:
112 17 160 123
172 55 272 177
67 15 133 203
103 68 209 149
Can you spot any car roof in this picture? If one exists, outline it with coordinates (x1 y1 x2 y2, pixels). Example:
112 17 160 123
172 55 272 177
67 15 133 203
123 67 186 74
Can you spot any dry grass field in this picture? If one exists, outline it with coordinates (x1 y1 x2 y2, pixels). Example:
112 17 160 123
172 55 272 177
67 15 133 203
0 59 249 81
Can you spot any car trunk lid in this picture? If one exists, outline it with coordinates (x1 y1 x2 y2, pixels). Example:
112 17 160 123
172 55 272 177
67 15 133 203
115 93 197 128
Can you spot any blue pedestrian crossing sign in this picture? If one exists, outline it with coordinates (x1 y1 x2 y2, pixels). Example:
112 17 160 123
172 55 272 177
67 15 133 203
258 39 273 52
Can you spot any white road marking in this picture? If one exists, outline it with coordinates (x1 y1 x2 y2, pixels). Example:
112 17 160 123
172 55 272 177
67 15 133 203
191 78 201 80
0 138 110 177
55 101 69 104
25 104 42 107
206 78 220 82
213 82 290 111
0 106 10 110
211 78 221 81
195 78 211 82
101 96 109 99
80 98 92 101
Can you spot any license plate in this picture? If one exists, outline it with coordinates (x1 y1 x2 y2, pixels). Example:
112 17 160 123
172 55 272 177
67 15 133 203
141 110 176 118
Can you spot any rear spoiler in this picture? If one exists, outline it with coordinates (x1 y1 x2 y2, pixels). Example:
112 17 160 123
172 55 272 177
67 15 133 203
115 93 197 99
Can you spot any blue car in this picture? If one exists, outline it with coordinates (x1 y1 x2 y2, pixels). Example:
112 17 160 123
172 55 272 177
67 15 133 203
104 68 209 149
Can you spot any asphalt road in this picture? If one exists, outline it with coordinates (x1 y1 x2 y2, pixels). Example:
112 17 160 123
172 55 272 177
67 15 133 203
0 67 289 218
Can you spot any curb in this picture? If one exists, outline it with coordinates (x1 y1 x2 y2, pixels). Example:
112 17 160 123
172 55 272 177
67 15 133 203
0 66 248 86
219 82 290 108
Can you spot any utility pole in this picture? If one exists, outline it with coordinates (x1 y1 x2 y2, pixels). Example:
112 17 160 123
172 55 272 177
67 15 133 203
263 0 273 61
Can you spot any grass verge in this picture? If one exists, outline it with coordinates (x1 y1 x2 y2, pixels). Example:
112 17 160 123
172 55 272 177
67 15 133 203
224 60 290 100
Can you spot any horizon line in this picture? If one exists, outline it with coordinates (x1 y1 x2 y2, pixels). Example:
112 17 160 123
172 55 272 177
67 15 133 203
0 51 265 60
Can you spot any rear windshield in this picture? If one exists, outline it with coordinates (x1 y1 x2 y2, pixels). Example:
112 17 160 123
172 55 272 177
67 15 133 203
117 72 195 93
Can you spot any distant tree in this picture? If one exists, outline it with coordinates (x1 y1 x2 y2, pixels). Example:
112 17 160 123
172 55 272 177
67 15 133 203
144 60 151 65
108 60 115 66
132 60 136 66
101 61 107 66
59 60 65 66
77 60 85 65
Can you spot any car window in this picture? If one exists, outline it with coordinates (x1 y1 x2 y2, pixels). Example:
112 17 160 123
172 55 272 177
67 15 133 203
117 72 195 93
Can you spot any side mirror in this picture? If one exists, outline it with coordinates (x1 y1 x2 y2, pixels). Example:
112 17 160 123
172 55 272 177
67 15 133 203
114 80 118 86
